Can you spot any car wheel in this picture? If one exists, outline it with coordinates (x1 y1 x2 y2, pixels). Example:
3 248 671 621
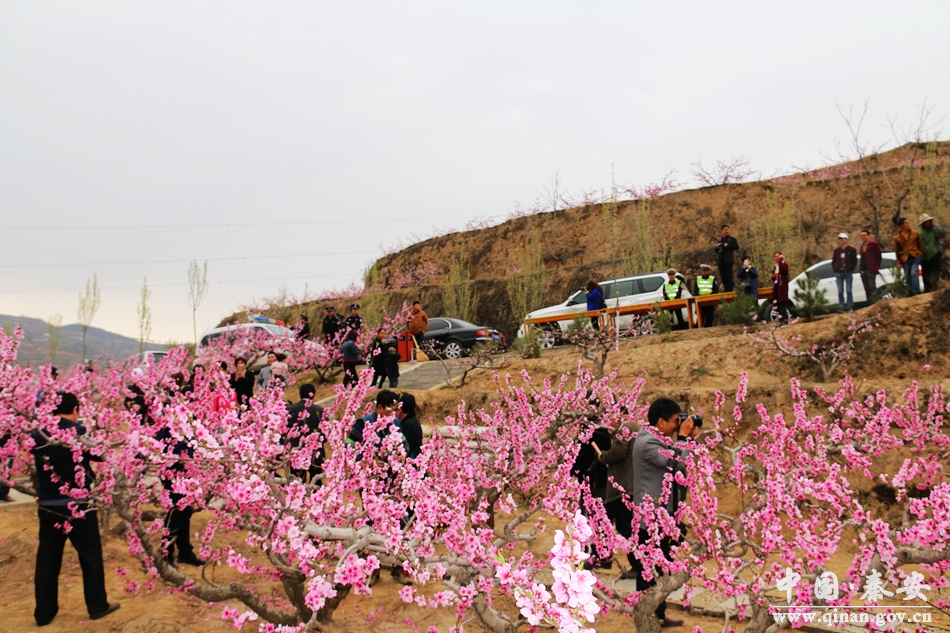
540 329 557 349
444 340 464 359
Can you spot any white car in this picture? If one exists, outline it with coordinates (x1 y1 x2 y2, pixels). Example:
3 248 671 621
762 252 902 320
136 350 168 365
518 272 692 346
197 322 295 370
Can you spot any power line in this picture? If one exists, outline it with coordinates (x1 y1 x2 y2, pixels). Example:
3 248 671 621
0 250 379 269
0 272 361 294
0 174 535 187
3 216 481 231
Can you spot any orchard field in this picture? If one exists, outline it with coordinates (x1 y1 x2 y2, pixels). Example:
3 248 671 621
2 291 950 633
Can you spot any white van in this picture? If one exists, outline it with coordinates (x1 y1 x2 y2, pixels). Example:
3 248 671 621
519 272 692 346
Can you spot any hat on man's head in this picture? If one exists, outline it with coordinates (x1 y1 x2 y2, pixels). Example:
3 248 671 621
666 268 677 275
350 303 360 310
838 232 849 239
699 264 711 270
325 306 335 311
919 213 935 226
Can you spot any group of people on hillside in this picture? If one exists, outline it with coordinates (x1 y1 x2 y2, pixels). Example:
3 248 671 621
583 216 945 328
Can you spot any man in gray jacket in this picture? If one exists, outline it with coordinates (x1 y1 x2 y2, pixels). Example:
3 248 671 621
629 398 699 628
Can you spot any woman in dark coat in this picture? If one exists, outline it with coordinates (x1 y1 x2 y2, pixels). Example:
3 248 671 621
736 252 759 298
772 251 791 322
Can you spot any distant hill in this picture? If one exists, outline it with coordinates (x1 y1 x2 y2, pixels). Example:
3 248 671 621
0 314 165 368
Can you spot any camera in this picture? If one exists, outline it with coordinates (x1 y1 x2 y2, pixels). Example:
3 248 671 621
678 413 703 429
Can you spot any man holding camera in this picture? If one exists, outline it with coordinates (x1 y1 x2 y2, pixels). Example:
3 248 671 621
629 398 700 628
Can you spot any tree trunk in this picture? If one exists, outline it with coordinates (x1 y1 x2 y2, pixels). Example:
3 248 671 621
281 573 313 623
315 584 351 623
632 571 690 633
472 593 518 633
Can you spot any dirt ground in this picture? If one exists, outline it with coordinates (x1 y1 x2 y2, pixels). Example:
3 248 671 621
0 504 731 633
3 292 948 632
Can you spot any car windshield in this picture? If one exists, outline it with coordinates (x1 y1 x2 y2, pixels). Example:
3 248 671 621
263 324 291 335
566 290 584 305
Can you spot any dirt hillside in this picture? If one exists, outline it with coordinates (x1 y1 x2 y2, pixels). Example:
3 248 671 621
224 142 950 341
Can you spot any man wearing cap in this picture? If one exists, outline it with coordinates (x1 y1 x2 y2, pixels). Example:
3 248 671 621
345 304 363 334
663 269 686 328
715 225 740 293
692 264 719 327
858 229 883 302
322 307 342 344
894 217 925 296
918 213 946 292
832 233 858 310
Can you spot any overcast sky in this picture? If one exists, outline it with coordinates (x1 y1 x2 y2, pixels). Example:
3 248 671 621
2 1 948 346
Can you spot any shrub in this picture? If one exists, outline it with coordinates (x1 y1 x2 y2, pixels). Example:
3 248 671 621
652 309 674 334
793 272 831 322
720 291 758 326
514 330 542 359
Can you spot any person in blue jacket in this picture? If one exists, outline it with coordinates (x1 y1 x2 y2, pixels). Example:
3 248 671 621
341 329 363 387
585 281 605 330
736 252 759 298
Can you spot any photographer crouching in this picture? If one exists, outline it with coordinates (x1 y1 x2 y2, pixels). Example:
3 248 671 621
630 398 701 628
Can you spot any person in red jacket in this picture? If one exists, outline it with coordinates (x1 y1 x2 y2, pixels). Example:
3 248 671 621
858 229 883 302
772 251 791 323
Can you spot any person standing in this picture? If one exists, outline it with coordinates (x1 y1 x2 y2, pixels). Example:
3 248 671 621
385 340 401 388
629 398 698 628
692 264 719 327
594 417 638 578
736 252 759 298
858 230 882 302
663 269 686 329
229 357 255 407
918 213 946 292
832 232 858 310
322 306 342 344
894 217 925 296
296 314 311 341
395 393 423 460
286 383 325 483
345 304 363 335
715 225 740 292
772 251 791 322
255 351 278 391
585 281 605 331
31 392 120 626
369 328 389 389
407 301 429 354
341 330 362 387
155 413 205 569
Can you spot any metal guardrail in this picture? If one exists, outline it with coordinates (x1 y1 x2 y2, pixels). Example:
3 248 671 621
523 287 774 329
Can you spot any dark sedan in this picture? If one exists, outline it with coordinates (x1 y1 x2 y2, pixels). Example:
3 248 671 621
416 317 505 359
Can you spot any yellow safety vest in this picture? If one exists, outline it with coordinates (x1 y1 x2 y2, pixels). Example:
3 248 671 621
664 281 681 300
696 276 715 295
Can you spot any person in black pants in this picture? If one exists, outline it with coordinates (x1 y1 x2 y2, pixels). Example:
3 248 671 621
31 392 119 626
286 383 325 484
155 424 205 568
715 224 740 293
